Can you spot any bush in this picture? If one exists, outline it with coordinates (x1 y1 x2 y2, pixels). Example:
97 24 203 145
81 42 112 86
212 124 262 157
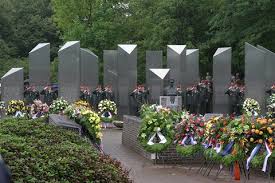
0 118 131 183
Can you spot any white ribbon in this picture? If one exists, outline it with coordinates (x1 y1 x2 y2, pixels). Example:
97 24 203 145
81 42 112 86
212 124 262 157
14 111 24 118
246 143 261 170
214 143 222 153
147 131 167 146
181 136 188 146
262 141 272 172
190 136 197 145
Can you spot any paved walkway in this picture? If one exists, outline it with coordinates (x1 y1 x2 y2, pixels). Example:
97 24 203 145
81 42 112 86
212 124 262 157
102 129 273 183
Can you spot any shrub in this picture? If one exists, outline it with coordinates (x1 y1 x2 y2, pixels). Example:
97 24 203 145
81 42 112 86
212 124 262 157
0 118 131 183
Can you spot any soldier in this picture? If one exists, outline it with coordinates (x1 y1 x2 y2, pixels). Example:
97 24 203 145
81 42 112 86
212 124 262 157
40 85 58 105
24 85 40 105
103 85 115 101
92 85 103 109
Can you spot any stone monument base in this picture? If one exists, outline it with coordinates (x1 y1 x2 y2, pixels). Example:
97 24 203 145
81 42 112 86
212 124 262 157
49 114 82 135
159 96 182 111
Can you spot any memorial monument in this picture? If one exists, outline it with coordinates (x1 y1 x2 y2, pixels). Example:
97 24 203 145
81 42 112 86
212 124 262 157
29 43 50 91
103 50 118 102
161 79 182 111
245 42 266 112
146 51 163 104
117 44 137 116
167 45 186 87
58 41 80 103
213 47 232 114
184 49 199 87
80 48 98 91
1 68 24 103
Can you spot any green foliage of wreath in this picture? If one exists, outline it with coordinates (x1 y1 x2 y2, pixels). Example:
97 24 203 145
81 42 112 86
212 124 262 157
221 144 246 167
176 144 203 157
251 153 266 168
138 107 174 153
203 148 222 162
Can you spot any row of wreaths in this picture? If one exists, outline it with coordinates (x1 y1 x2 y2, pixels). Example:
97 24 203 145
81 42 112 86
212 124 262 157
138 104 275 172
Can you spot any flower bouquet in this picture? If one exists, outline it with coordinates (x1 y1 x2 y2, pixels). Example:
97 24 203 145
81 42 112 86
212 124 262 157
98 100 117 126
79 109 102 143
74 100 91 109
138 107 174 153
49 98 69 114
175 114 205 157
243 98 261 117
6 100 27 118
30 100 49 119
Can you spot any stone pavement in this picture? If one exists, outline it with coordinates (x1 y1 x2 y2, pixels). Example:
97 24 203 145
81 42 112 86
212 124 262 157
102 129 274 183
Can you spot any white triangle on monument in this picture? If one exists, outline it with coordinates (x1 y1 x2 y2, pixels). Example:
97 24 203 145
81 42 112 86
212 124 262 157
150 69 170 80
118 44 137 54
168 45 186 55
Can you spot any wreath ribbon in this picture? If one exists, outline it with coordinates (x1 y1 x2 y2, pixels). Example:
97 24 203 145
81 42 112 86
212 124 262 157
147 131 167 146
214 143 222 153
14 111 24 118
246 143 261 170
181 135 197 146
221 141 234 157
262 141 272 172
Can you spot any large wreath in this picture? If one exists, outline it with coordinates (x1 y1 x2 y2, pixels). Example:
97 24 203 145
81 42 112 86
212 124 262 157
138 105 174 153
175 113 205 157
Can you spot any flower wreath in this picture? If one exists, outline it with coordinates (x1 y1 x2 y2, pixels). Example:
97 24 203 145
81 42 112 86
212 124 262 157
7 100 27 117
175 113 205 157
243 98 261 117
49 98 69 114
138 107 174 153
98 99 117 123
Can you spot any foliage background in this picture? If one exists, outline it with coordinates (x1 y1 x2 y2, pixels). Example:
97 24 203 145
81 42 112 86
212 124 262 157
1 0 275 83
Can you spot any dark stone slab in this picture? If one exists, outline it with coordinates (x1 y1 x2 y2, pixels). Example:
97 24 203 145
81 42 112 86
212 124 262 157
146 51 163 104
245 43 266 112
117 45 137 116
80 48 98 90
29 43 50 91
103 50 118 102
49 114 82 135
1 68 24 103
167 45 186 87
213 47 231 114
58 41 80 103
257 45 275 89
184 49 199 87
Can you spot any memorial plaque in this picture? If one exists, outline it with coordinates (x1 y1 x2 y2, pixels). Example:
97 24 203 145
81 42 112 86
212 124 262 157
167 45 186 87
159 96 182 112
117 44 137 116
245 43 266 112
146 51 163 104
58 41 80 103
49 114 82 135
103 50 118 102
213 47 231 114
29 43 50 91
184 49 199 87
1 68 24 103
80 48 98 90
257 45 275 89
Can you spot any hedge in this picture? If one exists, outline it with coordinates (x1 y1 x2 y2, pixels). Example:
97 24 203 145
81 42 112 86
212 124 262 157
0 118 131 183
